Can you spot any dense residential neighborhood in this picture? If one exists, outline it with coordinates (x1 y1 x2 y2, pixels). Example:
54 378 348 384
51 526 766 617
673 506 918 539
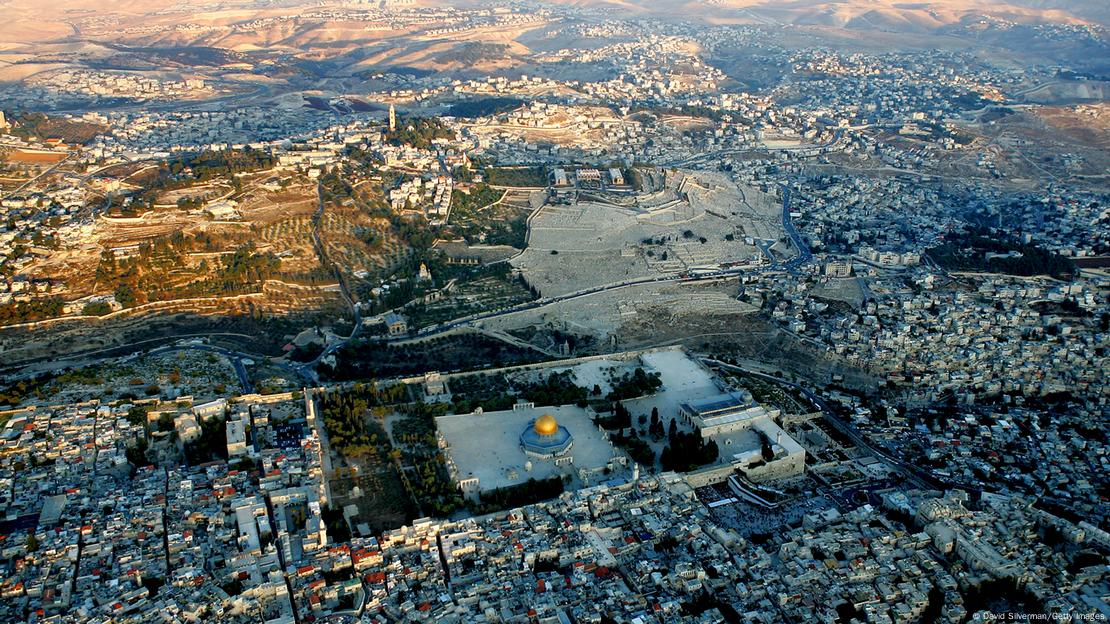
0 0 1107 622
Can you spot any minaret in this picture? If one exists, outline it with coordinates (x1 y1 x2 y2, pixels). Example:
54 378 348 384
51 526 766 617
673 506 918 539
0 110 7 130
388 104 396 132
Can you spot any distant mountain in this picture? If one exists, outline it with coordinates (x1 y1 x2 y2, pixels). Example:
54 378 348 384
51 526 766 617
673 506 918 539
1005 1 1110 24
2 0 1103 49
542 0 1108 28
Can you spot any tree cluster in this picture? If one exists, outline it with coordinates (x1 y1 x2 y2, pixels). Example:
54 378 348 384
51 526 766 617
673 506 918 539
97 237 279 309
82 301 112 316
447 97 524 119
0 296 64 326
325 334 548 381
606 368 663 401
596 401 634 430
484 166 548 187
384 117 455 150
610 428 655 467
660 422 719 472
0 373 56 406
317 384 405 457
522 371 589 407
183 415 231 465
926 226 1076 279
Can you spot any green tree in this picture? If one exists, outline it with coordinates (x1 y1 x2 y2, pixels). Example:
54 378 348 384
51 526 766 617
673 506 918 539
82 301 112 316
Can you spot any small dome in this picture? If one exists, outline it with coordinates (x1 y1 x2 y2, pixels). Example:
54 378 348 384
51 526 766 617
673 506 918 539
534 414 559 436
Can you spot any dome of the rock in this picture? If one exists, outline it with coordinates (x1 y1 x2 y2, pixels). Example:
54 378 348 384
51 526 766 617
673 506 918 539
534 414 559 436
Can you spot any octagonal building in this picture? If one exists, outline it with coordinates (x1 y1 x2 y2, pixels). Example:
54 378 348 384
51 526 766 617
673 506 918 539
519 413 573 459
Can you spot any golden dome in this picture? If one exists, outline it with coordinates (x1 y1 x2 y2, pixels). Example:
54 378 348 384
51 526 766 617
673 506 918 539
534 414 559 436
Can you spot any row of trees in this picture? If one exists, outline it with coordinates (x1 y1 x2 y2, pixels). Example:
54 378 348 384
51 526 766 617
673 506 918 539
476 476 564 514
324 334 548 381
96 239 281 309
484 166 548 187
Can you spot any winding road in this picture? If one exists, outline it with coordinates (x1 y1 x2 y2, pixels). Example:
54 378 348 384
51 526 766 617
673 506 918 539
292 183 364 383
702 358 940 491
145 343 259 394
3 167 817 393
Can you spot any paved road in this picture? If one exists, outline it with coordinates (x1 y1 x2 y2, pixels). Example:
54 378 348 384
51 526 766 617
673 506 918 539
1 152 74 201
702 358 940 491
294 184 364 383
402 183 821 338
0 332 272 379
664 129 845 169
778 184 813 273
295 177 818 375
146 343 260 394
4 163 816 388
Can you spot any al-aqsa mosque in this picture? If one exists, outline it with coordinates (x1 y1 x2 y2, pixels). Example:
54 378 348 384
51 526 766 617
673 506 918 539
519 413 573 459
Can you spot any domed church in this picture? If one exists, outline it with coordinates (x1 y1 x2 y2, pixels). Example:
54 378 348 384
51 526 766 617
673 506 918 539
519 413 573 459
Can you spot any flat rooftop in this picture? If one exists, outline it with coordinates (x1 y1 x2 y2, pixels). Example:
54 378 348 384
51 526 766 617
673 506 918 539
38 494 67 526
697 405 772 430
682 391 752 418
437 404 617 492
713 416 805 459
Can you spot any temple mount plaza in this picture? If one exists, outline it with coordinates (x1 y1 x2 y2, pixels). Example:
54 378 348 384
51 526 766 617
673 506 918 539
436 403 627 499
